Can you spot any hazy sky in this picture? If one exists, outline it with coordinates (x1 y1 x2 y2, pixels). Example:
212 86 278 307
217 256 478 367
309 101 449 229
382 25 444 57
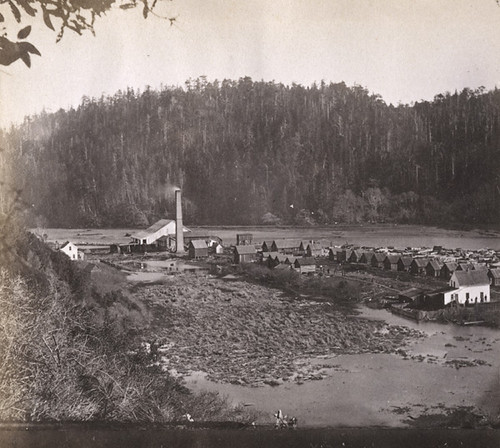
1 0 500 128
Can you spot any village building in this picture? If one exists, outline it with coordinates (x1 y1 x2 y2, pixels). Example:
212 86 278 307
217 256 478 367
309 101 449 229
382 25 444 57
261 241 273 253
271 239 302 254
383 255 399 271
347 250 363 263
234 245 257 264
267 253 289 268
359 251 375 264
426 260 443 278
397 256 413 272
447 270 490 305
262 252 279 267
297 241 309 256
293 257 316 274
131 219 191 246
410 258 429 276
371 253 386 269
419 286 456 310
441 262 458 280
456 262 475 272
335 249 347 262
306 242 323 257
284 255 298 265
398 287 425 304
188 240 208 259
487 268 500 286
236 233 253 246
211 243 224 255
59 241 79 260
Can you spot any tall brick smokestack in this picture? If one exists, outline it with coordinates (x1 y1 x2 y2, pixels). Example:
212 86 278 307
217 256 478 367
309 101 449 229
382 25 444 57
175 189 184 253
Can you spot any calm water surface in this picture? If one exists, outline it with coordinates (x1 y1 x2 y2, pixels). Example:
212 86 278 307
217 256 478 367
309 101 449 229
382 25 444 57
184 306 500 427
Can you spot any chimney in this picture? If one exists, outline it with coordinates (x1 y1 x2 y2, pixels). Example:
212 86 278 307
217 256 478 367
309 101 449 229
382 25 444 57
175 189 185 253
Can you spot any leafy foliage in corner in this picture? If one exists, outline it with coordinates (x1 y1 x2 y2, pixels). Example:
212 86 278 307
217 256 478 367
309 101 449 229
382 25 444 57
1 80 499 227
0 0 169 67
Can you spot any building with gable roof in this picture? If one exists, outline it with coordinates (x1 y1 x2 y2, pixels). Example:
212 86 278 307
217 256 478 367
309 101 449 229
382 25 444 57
447 270 490 306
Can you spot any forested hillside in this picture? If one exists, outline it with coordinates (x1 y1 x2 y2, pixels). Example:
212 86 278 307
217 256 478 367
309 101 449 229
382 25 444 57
1 78 499 227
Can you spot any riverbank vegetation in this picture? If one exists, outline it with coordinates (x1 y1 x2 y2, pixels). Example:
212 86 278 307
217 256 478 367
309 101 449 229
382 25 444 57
1 81 499 228
0 233 248 423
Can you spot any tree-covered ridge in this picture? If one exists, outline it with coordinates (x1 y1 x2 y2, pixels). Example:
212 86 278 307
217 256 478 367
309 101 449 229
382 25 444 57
1 79 499 227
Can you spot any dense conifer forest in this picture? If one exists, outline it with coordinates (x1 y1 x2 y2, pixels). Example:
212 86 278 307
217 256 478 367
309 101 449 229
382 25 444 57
1 78 499 227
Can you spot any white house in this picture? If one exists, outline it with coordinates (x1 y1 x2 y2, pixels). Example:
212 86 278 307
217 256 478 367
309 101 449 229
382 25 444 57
446 270 490 306
59 241 79 260
131 219 191 245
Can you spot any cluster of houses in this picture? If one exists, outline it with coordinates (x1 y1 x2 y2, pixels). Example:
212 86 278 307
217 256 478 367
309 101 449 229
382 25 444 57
231 239 499 310
333 246 500 286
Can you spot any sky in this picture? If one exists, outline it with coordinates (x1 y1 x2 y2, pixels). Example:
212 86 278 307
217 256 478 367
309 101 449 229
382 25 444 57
1 0 500 128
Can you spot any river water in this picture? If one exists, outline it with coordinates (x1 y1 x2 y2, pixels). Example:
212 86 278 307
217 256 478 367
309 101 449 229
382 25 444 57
184 306 500 427
41 224 500 251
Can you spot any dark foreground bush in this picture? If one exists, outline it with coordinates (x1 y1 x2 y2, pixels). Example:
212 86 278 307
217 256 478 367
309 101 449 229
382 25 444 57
0 233 245 423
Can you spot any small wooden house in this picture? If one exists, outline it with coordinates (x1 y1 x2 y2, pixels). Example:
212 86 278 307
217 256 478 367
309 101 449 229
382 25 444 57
383 255 399 271
359 251 375 264
306 242 323 257
426 260 443 278
265 252 280 268
371 253 386 268
274 254 289 265
488 268 500 286
234 245 257 264
294 257 316 274
397 256 413 272
347 250 363 263
457 262 474 272
335 249 347 262
410 258 429 276
59 241 79 260
188 240 208 259
441 262 458 280
261 241 273 253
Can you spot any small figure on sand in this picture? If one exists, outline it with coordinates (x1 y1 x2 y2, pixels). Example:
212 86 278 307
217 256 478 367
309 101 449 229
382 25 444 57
274 410 298 429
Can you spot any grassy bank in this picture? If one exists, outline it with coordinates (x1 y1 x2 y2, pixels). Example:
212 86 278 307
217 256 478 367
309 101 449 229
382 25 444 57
0 233 251 424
